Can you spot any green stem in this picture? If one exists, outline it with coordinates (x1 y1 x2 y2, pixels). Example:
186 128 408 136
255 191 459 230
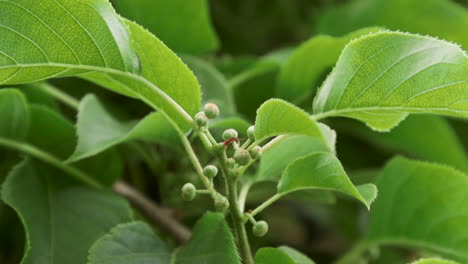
250 193 282 217
38 82 80 109
0 138 103 189
217 154 254 264
227 178 254 264
334 240 369 264
238 182 252 212
179 130 214 193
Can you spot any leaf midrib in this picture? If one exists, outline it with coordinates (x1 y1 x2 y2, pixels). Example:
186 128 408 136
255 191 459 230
313 105 467 120
0 62 194 127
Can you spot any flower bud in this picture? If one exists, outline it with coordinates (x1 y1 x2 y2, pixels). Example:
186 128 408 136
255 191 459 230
247 126 255 140
253 221 268 237
214 194 229 211
203 103 220 119
222 129 238 140
250 146 262 159
195 112 208 128
203 165 218 178
233 149 251 166
226 158 235 167
181 183 196 201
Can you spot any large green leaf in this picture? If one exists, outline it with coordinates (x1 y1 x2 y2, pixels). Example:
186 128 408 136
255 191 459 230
254 99 326 142
112 0 219 54
175 212 240 264
335 115 468 172
1 159 132 264
278 153 377 209
276 27 383 103
0 0 201 131
69 94 180 162
367 157 468 262
0 88 29 140
183 56 236 117
88 222 171 264
313 31 468 131
255 247 315 264
317 0 468 50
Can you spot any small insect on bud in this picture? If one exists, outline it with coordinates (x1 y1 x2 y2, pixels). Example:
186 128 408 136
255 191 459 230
214 194 229 212
250 146 262 160
181 183 196 201
222 129 238 140
252 221 268 237
203 165 218 178
195 112 208 128
203 103 220 119
247 126 255 140
233 149 251 166
226 158 235 167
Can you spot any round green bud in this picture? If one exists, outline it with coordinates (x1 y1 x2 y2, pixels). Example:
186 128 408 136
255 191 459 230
226 158 235 167
247 126 255 140
222 129 238 140
252 221 268 237
250 146 262 160
181 183 196 201
195 112 208 128
203 165 218 178
214 194 229 211
233 149 251 166
203 103 220 119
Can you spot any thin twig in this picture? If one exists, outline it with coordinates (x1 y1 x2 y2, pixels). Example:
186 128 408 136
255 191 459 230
113 180 192 244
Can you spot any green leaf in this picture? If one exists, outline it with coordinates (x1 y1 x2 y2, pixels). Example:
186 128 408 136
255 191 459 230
313 31 468 131
183 56 236 117
255 247 315 264
175 212 240 264
367 157 468 262
278 153 377 209
277 246 316 264
1 159 132 264
69 94 180 162
255 248 296 264
317 0 468 50
254 99 325 142
112 0 219 54
0 88 29 140
0 90 122 186
88 221 171 264
276 27 384 103
253 135 334 183
88 213 239 264
336 115 468 172
28 104 122 185
411 259 459 264
0 0 201 131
